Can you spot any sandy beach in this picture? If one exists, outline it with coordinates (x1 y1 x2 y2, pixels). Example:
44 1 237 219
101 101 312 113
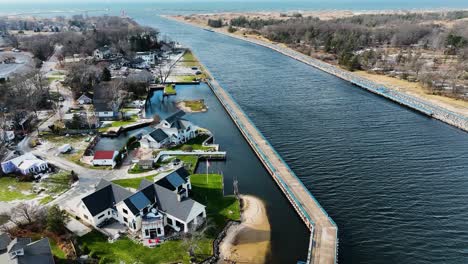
218 195 271 264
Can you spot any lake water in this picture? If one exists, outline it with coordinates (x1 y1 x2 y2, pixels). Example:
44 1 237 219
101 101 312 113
4 2 468 263
133 14 468 264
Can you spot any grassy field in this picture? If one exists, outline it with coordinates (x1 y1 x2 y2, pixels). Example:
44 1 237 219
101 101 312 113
169 135 212 151
78 230 211 264
82 173 239 263
175 75 197 82
112 175 157 189
157 155 199 174
164 84 177 95
40 171 72 196
178 100 207 112
0 177 36 202
191 174 241 230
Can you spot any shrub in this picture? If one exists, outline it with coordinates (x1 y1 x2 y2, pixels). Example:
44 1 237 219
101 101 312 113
181 145 193 152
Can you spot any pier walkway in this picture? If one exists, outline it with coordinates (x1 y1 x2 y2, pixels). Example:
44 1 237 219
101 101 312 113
207 79 338 264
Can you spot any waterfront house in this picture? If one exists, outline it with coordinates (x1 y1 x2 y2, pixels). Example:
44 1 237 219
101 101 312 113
135 52 156 66
78 168 206 245
92 150 118 167
1 153 48 176
77 92 93 105
93 85 121 120
0 234 54 264
140 111 198 149
93 46 111 60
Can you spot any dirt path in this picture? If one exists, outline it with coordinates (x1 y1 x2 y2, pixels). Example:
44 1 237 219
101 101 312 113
219 195 271 264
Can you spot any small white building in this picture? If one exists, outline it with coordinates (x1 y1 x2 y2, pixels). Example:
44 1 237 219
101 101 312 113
1 153 48 175
92 151 118 167
135 52 156 65
78 167 206 245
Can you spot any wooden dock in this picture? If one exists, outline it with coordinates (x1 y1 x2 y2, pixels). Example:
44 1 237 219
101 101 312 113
206 79 338 264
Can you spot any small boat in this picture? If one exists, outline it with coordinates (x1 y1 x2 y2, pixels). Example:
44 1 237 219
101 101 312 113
203 28 215 32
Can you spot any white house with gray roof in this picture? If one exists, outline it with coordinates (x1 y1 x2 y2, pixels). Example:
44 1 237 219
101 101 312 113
140 110 198 149
0 234 54 264
78 167 206 245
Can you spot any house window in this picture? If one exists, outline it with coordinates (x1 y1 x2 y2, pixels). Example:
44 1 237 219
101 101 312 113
108 211 110 215
157 228 162 235
84 214 88 220
123 217 128 223
145 230 149 236
98 214 105 219
132 222 136 229
123 209 128 215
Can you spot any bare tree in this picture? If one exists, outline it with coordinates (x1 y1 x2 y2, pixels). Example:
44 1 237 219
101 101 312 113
11 203 46 226
155 54 183 84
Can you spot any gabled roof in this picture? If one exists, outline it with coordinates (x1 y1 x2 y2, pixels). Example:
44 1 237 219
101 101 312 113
1 237 54 264
81 179 132 216
155 167 189 191
153 184 205 222
3 153 42 167
164 110 185 125
171 119 192 130
137 176 205 223
93 151 117 160
148 128 169 142
78 92 93 100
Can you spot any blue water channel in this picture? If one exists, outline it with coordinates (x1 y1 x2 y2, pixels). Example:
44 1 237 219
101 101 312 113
23 4 468 263
129 15 468 264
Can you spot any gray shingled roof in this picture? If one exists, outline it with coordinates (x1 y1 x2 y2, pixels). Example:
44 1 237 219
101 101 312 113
82 179 133 216
171 119 191 130
153 184 205 222
138 176 205 222
148 128 169 142
0 237 54 264
165 110 185 124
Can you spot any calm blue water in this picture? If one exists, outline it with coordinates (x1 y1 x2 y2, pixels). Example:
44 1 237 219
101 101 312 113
6 2 468 263
134 14 468 264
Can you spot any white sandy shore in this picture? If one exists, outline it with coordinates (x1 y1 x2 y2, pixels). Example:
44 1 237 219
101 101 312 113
218 195 271 264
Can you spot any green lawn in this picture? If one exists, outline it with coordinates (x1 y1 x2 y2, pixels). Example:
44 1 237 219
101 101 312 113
112 175 157 189
0 177 36 202
40 171 72 196
191 174 241 231
128 164 152 174
39 196 55 205
181 50 199 67
40 133 89 145
175 75 197 82
84 173 239 263
164 84 176 95
78 231 211 264
50 239 67 260
169 135 212 151
157 155 199 174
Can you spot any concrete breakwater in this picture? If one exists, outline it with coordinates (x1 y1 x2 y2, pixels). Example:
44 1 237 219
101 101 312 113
168 16 468 132
206 77 338 264
221 32 468 132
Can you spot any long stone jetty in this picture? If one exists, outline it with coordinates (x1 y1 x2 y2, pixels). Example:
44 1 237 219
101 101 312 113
167 16 468 133
206 76 339 264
